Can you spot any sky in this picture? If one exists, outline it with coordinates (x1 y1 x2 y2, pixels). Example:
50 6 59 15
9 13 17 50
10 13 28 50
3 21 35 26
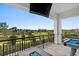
62 16 79 29
0 3 79 30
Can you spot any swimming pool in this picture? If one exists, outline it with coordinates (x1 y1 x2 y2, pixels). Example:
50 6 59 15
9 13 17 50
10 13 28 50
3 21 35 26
29 51 42 56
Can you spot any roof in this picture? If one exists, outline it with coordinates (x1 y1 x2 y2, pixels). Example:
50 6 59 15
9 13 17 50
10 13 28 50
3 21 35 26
7 3 79 19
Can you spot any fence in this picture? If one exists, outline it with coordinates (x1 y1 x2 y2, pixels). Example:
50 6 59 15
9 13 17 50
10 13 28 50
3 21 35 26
0 34 54 56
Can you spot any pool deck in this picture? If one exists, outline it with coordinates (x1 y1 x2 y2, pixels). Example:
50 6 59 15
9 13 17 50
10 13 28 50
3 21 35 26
7 42 79 56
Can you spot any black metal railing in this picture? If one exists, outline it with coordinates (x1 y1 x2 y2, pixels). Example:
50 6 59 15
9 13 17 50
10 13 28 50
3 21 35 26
0 34 54 56
62 33 79 42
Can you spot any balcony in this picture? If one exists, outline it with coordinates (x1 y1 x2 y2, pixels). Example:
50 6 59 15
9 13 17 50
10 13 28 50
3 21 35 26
0 3 79 56
0 34 54 56
0 34 79 56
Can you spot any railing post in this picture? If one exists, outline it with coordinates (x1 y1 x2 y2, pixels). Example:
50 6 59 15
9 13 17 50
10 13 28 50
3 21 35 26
21 34 25 51
39 36 41 44
3 44 4 56
32 36 36 46
48 34 50 42
0 45 1 56
8 45 10 56
42 35 45 48
22 39 24 51
29 37 31 47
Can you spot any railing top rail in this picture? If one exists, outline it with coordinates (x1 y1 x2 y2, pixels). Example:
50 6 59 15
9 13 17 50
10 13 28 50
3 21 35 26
0 34 54 42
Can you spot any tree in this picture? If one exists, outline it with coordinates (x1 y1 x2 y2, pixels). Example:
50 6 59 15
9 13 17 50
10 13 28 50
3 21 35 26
0 22 8 36
9 27 18 35
9 27 18 45
27 30 34 36
0 22 8 29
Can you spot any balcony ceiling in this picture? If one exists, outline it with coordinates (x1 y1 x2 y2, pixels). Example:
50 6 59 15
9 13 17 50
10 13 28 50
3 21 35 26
8 3 79 19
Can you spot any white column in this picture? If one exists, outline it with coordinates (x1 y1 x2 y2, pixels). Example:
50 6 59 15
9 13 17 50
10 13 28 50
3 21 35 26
53 14 62 44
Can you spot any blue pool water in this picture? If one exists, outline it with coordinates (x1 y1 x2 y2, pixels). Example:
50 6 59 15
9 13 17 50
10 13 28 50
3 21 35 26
67 39 79 44
29 51 42 56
